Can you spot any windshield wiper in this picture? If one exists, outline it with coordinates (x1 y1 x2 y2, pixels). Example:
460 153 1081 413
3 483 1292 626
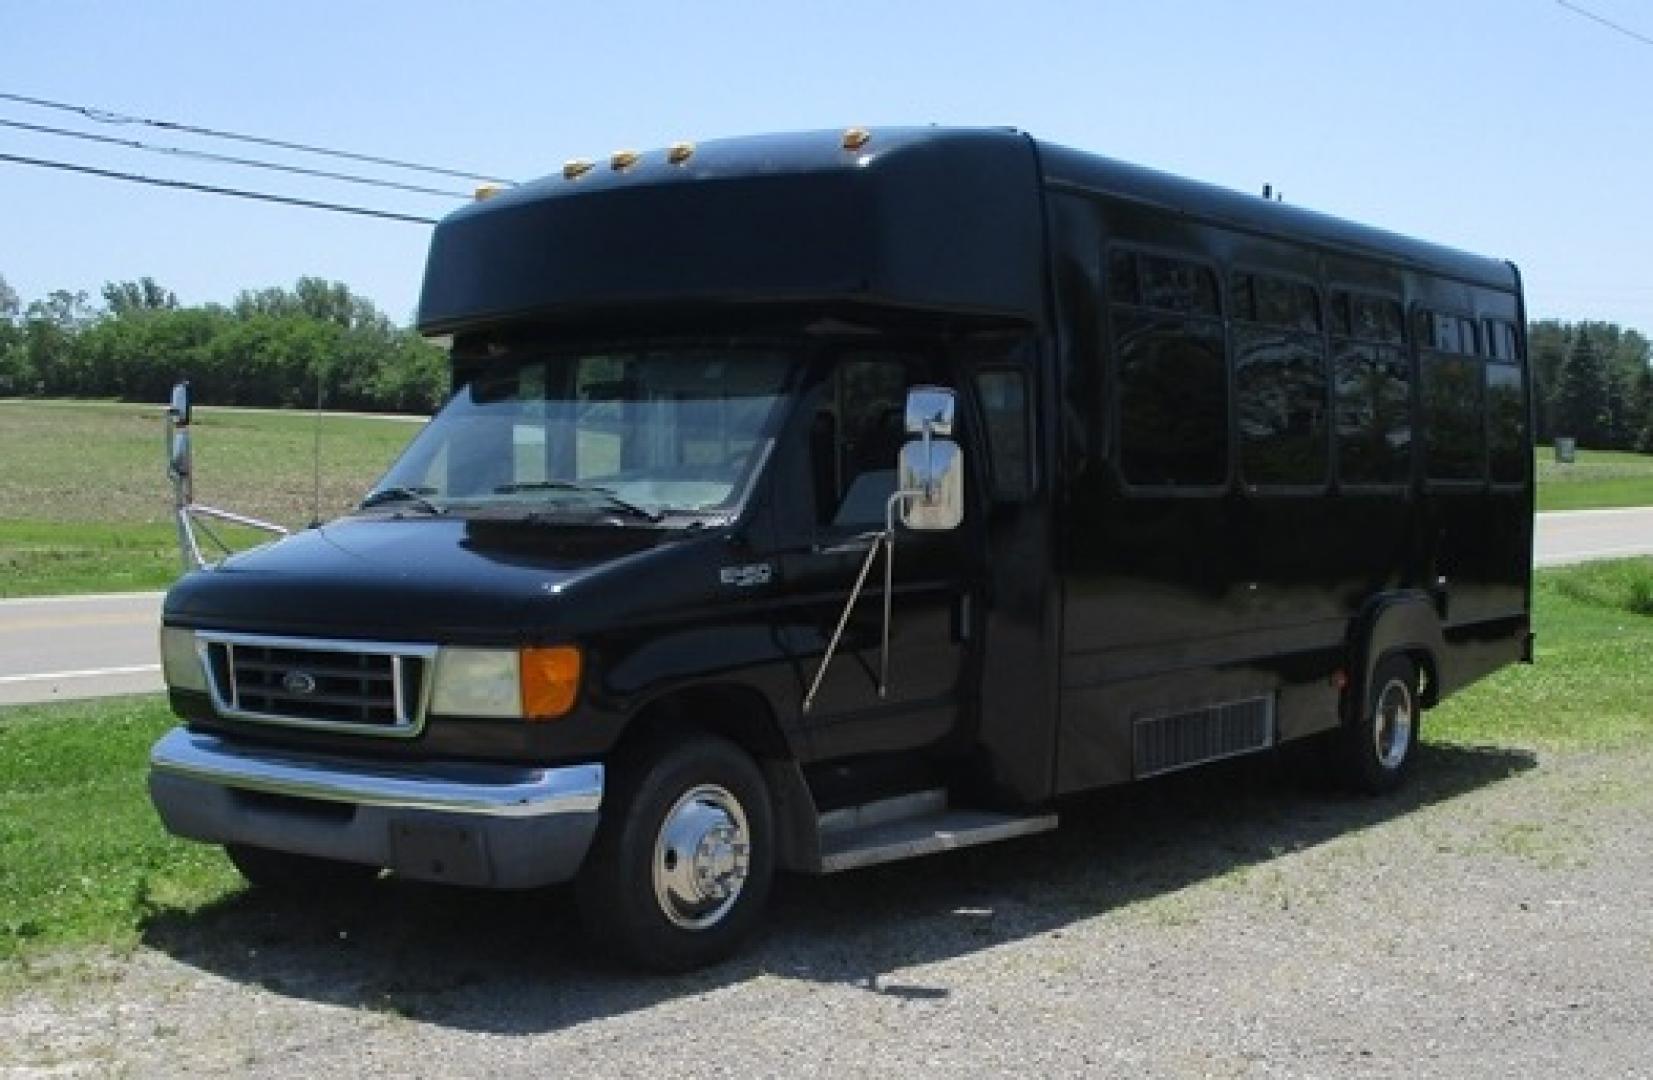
491 480 663 522
359 486 445 515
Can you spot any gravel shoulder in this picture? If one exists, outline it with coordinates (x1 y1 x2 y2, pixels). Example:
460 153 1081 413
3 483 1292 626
4 739 1652 1078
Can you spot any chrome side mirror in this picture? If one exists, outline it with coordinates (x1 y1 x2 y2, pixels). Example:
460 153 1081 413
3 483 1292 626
165 382 193 487
897 385 963 531
170 429 193 480
898 438 963 530
904 385 955 437
168 381 192 427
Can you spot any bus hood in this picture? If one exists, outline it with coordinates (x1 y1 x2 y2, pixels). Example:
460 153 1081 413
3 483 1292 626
162 516 706 644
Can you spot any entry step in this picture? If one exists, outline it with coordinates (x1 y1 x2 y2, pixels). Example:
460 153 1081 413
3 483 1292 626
816 788 1058 873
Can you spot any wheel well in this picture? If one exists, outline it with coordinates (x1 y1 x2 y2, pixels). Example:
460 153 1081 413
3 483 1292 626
614 683 792 764
608 683 821 873
1380 648 1439 709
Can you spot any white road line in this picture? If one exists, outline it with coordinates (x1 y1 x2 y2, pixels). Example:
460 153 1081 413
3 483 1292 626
0 664 161 685
0 592 165 607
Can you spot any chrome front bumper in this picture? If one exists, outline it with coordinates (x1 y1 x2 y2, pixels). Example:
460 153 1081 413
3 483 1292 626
148 727 604 888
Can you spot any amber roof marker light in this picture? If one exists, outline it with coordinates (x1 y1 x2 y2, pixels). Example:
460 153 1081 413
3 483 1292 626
610 149 640 171
562 159 594 180
473 183 505 201
666 142 695 165
841 127 871 151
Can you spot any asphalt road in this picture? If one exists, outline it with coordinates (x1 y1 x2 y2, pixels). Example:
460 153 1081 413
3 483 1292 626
1533 505 1653 567
0 591 164 707
0 507 1648 708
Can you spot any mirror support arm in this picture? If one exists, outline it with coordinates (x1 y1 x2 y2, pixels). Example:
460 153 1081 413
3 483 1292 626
165 388 288 572
802 487 920 714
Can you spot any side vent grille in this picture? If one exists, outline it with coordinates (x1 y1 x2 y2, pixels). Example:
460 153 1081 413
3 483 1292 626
1133 695 1275 779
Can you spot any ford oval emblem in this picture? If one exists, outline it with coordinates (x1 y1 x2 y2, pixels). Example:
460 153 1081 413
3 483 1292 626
282 671 318 696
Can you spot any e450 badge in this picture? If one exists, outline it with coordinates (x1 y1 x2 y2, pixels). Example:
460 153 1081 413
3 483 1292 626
719 563 774 588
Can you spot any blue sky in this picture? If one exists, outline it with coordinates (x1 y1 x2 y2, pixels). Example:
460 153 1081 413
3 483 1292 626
2 0 1650 332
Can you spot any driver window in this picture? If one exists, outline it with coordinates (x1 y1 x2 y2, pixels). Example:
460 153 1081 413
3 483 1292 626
811 354 930 529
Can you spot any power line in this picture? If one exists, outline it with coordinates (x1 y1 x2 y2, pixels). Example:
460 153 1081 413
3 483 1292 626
0 152 437 226
0 89 517 185
1555 0 1653 47
0 117 470 199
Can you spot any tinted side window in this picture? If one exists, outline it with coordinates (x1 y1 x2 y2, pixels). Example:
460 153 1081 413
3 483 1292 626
1331 290 1411 487
1334 342 1411 485
1486 363 1526 484
974 368 1032 500
1485 319 1520 363
1112 249 1228 489
1233 273 1327 487
1484 319 1526 485
1254 275 1321 333
1139 253 1220 316
1458 317 1480 357
1422 353 1484 481
1115 309 1228 487
1354 296 1405 344
1416 307 1487 482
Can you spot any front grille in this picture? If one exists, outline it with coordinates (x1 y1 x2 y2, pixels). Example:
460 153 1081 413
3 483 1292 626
197 632 437 738
1133 695 1275 778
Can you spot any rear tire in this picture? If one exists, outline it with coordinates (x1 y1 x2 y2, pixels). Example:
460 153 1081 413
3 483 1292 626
577 734 774 972
1343 654 1420 795
225 844 380 892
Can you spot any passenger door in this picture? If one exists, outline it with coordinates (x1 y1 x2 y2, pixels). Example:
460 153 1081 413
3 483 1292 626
775 348 974 759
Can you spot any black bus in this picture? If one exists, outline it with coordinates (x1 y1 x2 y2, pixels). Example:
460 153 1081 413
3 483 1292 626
149 127 1533 970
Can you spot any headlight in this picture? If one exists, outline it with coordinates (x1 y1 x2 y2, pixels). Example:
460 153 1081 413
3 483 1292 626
430 645 583 721
158 627 207 692
431 648 521 717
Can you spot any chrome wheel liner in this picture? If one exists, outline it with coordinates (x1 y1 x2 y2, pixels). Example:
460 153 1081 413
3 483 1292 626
1371 675 1415 771
651 783 752 931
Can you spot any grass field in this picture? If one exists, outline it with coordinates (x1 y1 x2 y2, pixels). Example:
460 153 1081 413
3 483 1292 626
1 557 1650 963
0 400 419 597
1535 445 1653 512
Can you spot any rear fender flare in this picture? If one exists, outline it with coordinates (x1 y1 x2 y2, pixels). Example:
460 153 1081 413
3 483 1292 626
1349 591 1444 717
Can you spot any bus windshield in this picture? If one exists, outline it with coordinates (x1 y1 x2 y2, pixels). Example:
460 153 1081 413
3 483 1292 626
367 343 797 522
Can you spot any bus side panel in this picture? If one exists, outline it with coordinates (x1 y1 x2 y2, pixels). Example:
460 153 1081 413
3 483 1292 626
1046 190 1533 796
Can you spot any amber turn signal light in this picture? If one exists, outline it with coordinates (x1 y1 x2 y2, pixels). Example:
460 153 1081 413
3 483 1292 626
521 645 582 720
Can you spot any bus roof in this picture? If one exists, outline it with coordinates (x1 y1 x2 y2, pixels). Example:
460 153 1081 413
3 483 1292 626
415 127 1516 335
1034 140 1517 290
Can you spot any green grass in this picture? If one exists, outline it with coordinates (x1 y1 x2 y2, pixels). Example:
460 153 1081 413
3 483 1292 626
0 522 182 597
1536 445 1653 512
0 696 240 961
1 559 1648 963
1428 557 1653 748
0 400 418 596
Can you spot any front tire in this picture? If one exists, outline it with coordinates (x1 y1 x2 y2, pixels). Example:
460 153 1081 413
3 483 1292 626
1343 654 1420 794
577 734 774 972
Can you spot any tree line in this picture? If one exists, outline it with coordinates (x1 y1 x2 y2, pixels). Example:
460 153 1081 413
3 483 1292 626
0 272 446 413
1531 320 1653 453
2 271 1650 449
